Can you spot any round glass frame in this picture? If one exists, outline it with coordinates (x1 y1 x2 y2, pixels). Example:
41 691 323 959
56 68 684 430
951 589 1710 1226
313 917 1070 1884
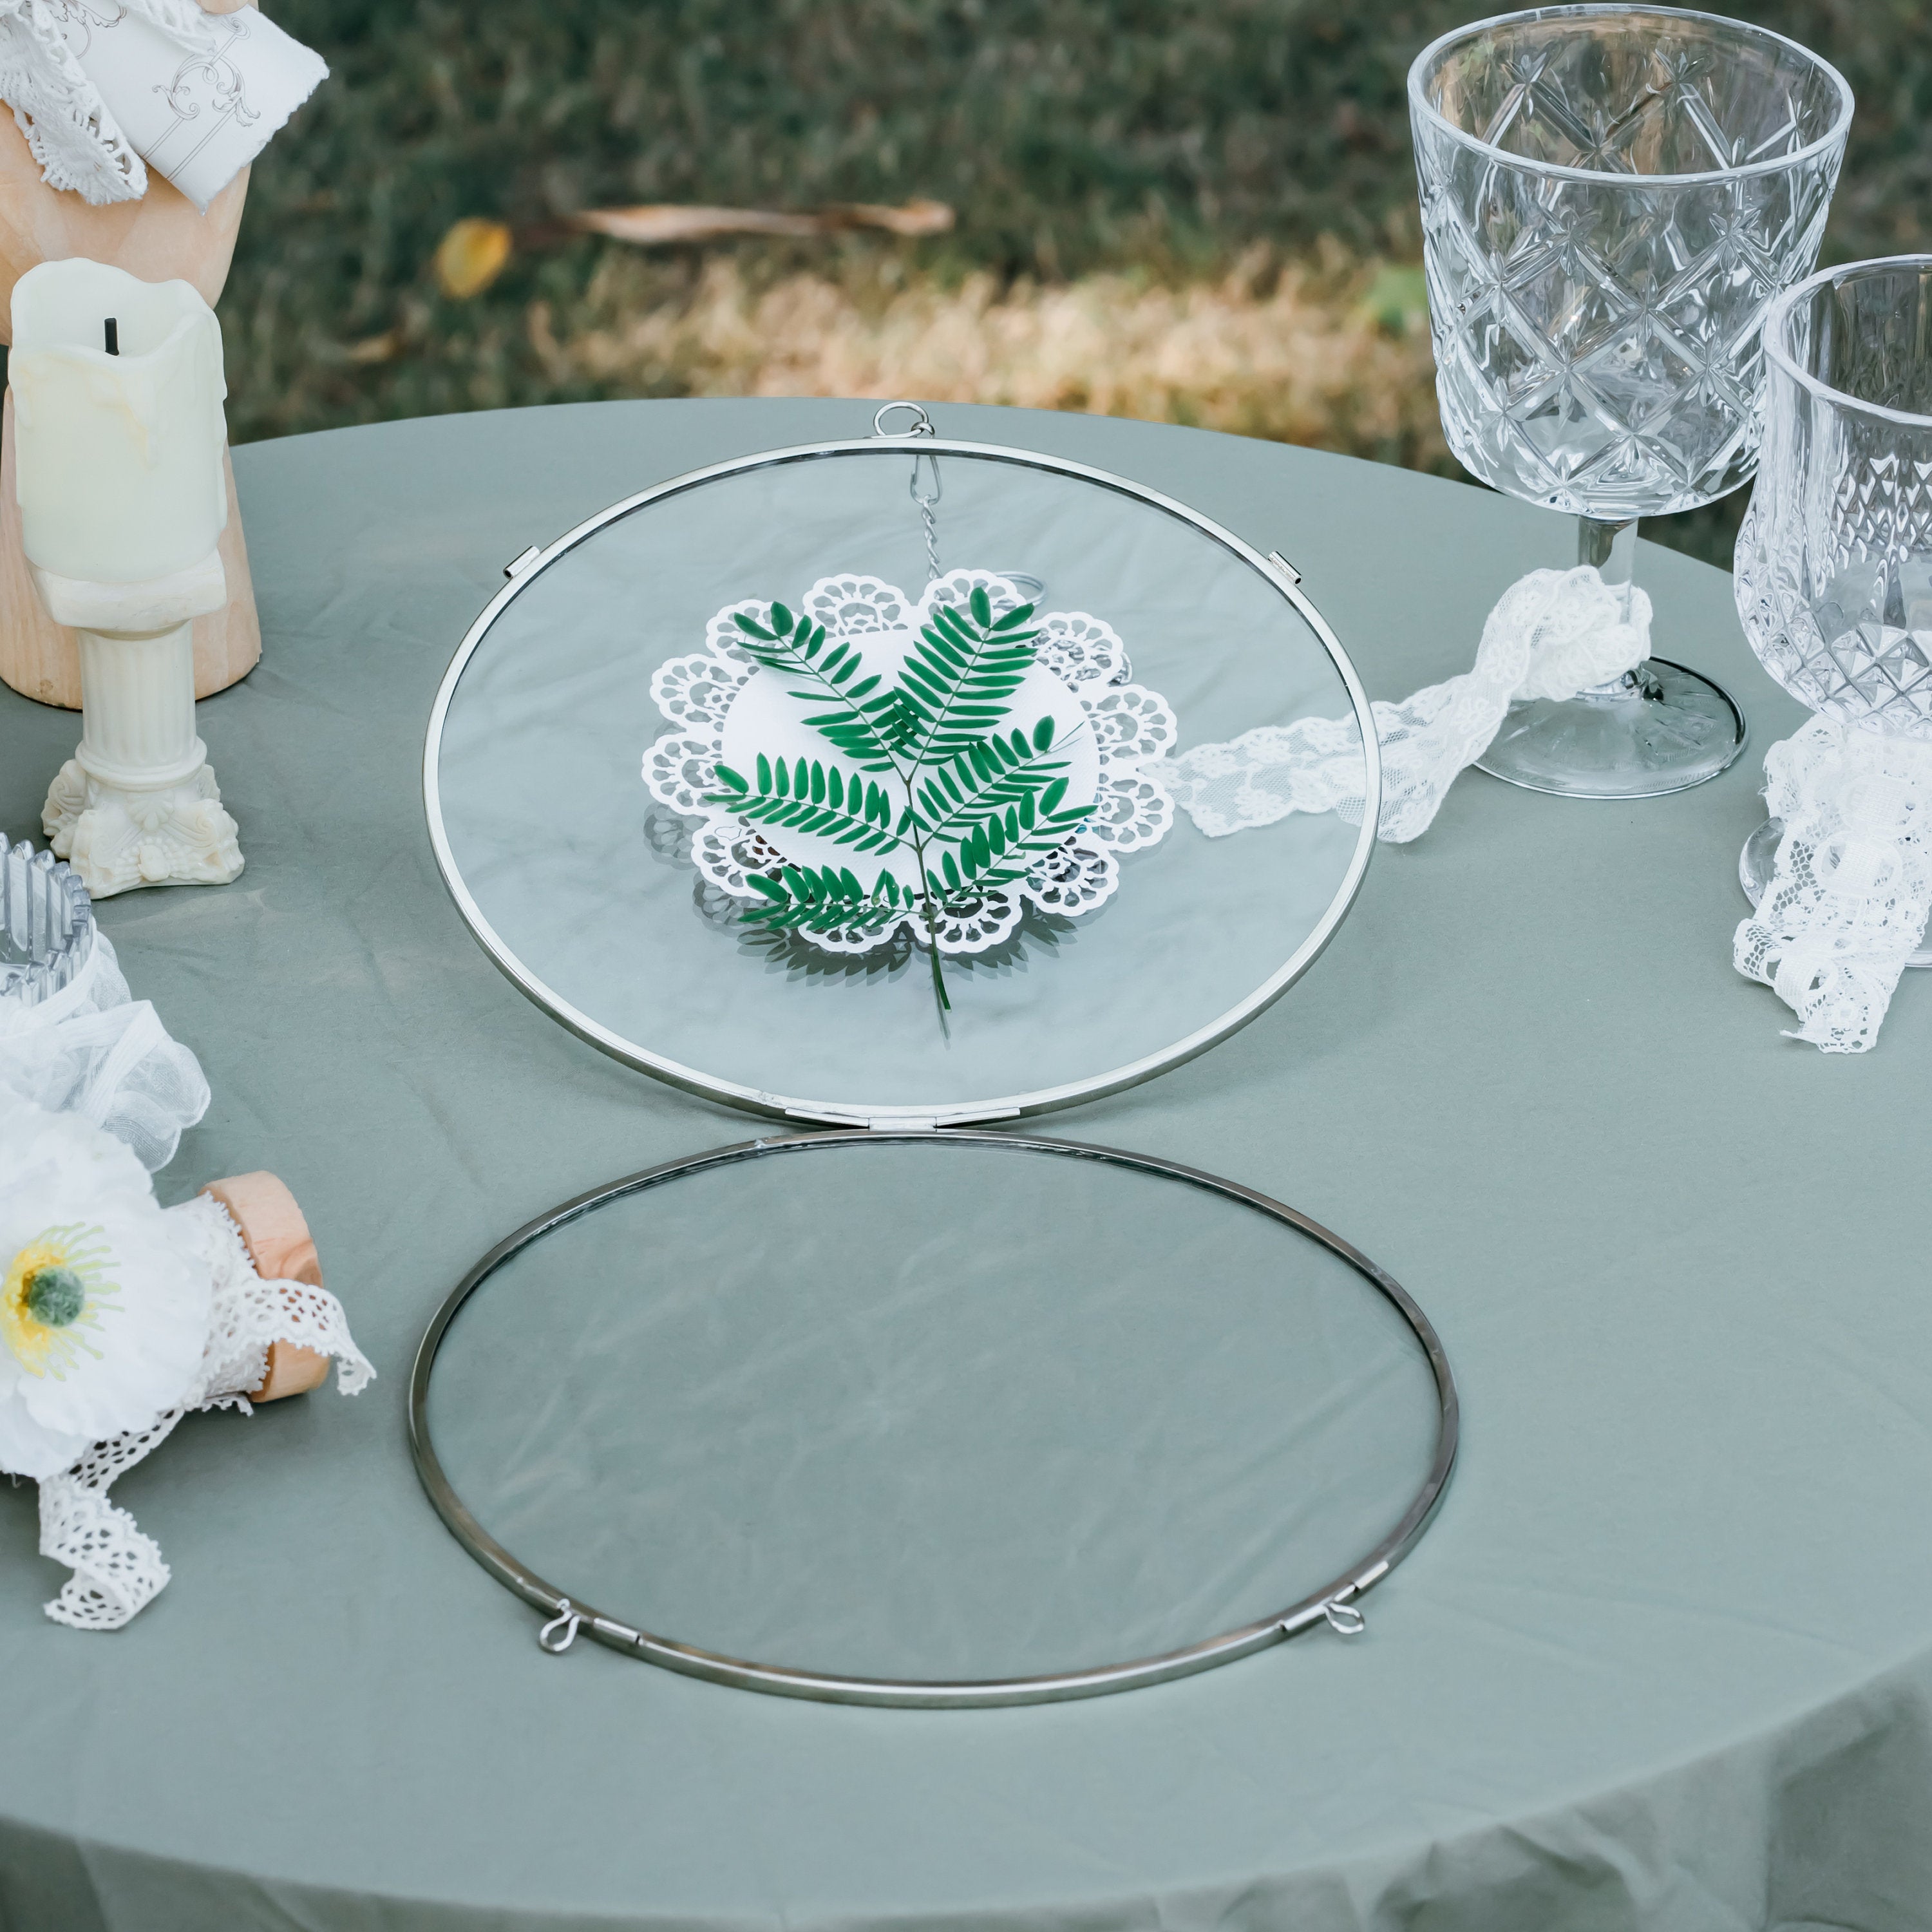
422 429 1381 1128
408 1128 1460 1709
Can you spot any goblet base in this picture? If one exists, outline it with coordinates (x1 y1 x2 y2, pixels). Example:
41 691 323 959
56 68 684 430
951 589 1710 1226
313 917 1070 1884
1475 659 1746 799
1738 817 1932 969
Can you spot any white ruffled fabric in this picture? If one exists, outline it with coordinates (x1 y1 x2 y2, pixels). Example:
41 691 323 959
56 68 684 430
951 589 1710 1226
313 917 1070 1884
1734 717 1932 1054
0 928 209 1171
0 0 325 209
0 0 146 204
37 1190 374 1630
1162 565 1651 844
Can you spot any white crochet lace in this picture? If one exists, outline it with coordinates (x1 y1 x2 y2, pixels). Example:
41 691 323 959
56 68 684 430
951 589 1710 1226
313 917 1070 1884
1162 566 1651 844
37 1191 373 1629
646 570 1179 956
0 0 146 204
0 0 327 209
1734 717 1932 1054
0 928 209 1171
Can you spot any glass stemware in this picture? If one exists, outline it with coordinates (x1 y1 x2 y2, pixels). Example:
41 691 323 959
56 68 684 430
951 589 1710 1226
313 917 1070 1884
1736 256 1932 965
1410 5 1853 798
0 836 93 1011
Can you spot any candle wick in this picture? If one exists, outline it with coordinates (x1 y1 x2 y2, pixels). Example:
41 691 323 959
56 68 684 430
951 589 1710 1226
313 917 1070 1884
104 317 118 356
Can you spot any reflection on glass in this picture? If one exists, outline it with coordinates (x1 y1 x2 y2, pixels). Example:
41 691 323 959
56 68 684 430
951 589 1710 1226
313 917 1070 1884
426 1139 1444 1686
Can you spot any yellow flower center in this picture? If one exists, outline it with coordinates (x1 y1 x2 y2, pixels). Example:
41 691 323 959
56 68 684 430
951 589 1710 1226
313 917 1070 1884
1 1225 115 1379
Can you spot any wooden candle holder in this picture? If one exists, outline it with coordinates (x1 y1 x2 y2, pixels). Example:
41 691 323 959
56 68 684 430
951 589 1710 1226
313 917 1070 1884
0 57 260 711
200 1171 333 1401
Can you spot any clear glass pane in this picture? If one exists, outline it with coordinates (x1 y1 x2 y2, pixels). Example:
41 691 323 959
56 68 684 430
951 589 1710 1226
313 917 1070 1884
425 1139 1444 1684
432 442 1368 1115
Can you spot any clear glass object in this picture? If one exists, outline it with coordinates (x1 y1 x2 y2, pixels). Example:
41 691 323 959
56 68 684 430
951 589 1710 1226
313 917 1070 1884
427 430 1376 1126
1410 5 1853 798
1734 255 1932 965
0 837 93 1009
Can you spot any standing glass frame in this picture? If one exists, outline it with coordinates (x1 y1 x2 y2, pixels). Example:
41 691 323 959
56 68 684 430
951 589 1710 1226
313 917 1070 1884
422 428 1381 1127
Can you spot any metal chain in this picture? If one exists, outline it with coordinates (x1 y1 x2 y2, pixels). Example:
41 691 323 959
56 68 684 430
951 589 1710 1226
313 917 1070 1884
873 401 942 584
910 451 942 583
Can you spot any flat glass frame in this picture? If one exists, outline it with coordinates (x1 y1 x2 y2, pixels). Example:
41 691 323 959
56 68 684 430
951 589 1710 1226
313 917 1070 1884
408 1129 1460 1708
421 431 1382 1128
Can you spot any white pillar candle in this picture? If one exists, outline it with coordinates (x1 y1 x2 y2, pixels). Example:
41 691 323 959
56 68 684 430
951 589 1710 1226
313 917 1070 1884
8 259 228 585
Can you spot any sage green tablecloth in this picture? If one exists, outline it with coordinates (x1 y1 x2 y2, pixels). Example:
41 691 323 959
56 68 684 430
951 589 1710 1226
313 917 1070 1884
4 399 1930 1932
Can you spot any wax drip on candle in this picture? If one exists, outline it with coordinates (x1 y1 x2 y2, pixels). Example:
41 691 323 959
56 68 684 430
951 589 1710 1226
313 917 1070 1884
103 317 118 356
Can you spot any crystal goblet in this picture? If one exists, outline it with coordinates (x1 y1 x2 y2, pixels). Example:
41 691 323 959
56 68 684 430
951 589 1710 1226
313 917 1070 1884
1736 256 1932 965
1410 5 1853 797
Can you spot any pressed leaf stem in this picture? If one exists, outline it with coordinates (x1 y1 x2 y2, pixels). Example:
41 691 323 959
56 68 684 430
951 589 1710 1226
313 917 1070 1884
742 609 959 1021
726 592 1073 1028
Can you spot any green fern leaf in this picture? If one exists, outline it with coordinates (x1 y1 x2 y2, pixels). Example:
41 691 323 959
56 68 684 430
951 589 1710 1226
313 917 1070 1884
897 598 1043 767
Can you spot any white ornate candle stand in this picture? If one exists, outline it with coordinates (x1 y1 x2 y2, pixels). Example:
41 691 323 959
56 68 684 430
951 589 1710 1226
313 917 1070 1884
33 550 242 896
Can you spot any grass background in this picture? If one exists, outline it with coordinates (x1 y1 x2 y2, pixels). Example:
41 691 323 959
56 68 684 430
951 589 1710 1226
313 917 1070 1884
223 0 1932 563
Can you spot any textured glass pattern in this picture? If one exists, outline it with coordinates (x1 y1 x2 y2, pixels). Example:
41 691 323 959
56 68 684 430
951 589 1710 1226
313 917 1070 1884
1412 8 1851 518
0 838 92 1009
1737 258 1932 739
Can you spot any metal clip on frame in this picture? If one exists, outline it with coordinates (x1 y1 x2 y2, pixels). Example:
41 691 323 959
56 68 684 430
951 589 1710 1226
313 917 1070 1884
538 1599 583 1654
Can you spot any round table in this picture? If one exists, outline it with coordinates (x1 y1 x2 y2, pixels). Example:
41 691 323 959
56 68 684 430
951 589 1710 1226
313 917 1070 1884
5 399 1930 1932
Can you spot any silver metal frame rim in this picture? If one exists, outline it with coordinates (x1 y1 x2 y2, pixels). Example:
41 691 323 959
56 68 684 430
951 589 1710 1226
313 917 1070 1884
421 431 1382 1126
408 1130 1459 1708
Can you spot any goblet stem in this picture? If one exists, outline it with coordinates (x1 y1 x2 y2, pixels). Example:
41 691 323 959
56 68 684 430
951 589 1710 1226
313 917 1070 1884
1575 515 1638 699
1472 508 1745 798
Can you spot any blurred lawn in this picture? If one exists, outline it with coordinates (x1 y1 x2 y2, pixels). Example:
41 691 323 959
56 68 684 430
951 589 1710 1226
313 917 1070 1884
232 0 1932 564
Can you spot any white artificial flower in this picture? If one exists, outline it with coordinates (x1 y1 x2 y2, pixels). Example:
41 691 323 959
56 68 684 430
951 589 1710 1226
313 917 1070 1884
0 1095 209 1479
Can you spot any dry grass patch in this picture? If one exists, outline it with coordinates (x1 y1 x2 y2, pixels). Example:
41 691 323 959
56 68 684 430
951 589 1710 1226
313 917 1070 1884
526 247 1448 470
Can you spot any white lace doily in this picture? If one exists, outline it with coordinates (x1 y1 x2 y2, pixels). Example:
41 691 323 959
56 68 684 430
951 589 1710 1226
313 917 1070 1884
1162 565 1651 844
0 0 325 209
0 926 209 1171
1734 717 1932 1054
36 1191 374 1630
645 569 1179 957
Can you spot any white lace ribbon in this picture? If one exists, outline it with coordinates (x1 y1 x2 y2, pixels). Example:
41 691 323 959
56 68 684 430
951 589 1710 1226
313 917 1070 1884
0 929 210 1171
1734 717 1932 1054
37 1192 374 1630
1160 565 1651 844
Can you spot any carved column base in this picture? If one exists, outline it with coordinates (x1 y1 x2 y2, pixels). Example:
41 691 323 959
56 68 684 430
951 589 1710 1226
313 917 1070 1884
29 552 242 899
43 755 242 897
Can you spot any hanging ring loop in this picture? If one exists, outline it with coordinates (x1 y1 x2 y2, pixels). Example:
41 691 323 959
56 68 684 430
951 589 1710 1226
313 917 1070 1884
1321 1596 1366 1638
537 1599 583 1654
873 400 936 439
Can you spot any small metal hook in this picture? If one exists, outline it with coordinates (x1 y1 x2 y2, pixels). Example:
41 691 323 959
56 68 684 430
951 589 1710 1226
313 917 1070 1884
1321 1596 1366 1638
537 1600 582 1654
873 399 936 439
